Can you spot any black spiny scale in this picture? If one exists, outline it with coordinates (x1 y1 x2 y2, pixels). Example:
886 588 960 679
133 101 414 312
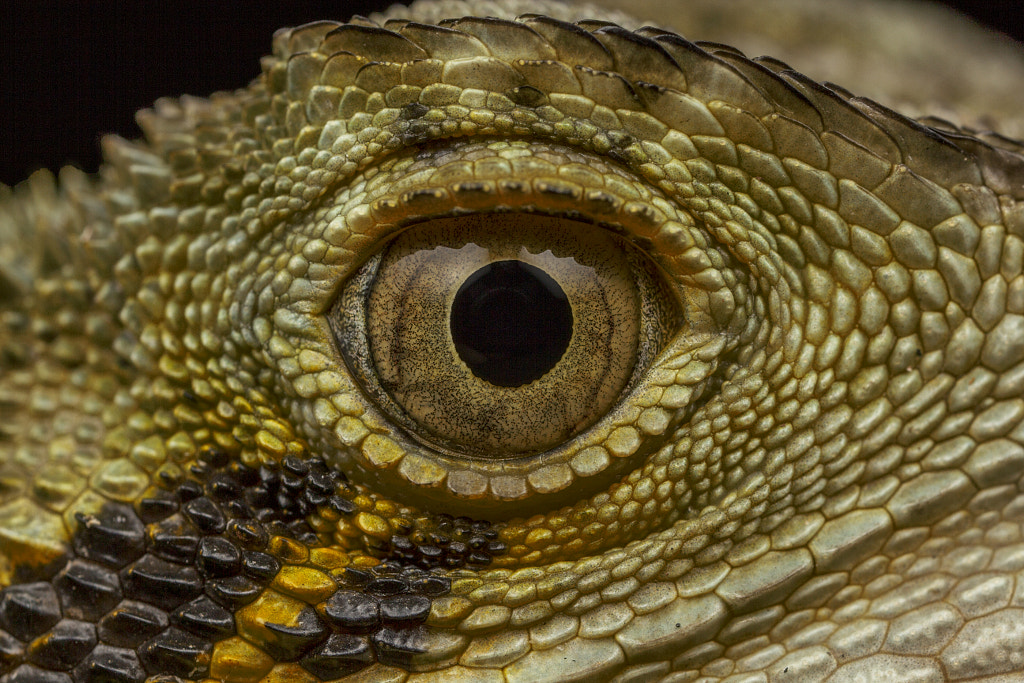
71 504 146 569
0 448 455 681
300 633 375 680
243 455 355 545
0 448 344 682
384 512 508 569
0 506 153 681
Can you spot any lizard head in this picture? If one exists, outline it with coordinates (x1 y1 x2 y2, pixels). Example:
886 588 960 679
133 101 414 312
2 1 1024 681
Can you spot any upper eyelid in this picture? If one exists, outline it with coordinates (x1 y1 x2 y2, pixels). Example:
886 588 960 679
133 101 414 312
311 140 736 315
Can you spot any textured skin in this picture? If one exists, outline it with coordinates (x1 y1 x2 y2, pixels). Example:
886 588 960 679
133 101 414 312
2 1 1024 681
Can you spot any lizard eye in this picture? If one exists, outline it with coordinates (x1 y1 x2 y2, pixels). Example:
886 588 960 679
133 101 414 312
288 138 735 514
329 212 682 457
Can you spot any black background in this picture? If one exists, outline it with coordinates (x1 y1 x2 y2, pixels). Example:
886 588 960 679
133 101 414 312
1 1 1021 186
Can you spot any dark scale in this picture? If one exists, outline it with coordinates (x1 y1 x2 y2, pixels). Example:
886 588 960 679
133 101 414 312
196 537 243 577
0 448 457 681
322 590 381 633
257 605 328 662
148 514 202 565
97 602 168 649
450 259 573 387
171 597 235 640
0 583 61 641
379 595 432 627
136 490 179 525
71 504 146 569
204 575 263 609
138 627 212 676
182 497 227 535
300 633 375 680
25 619 97 671
120 555 204 612
52 561 122 623
240 550 280 582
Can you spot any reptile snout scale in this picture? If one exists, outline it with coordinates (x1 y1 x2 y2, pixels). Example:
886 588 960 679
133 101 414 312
2 1 1024 681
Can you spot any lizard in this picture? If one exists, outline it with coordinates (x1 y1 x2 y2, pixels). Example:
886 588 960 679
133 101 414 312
2 0 1024 681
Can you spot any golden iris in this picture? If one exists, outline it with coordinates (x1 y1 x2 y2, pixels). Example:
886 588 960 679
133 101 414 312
331 212 682 458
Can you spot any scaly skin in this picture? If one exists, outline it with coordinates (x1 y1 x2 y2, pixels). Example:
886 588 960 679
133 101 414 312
2 1 1024 681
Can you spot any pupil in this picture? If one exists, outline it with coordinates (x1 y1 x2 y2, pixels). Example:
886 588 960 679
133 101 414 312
450 260 573 387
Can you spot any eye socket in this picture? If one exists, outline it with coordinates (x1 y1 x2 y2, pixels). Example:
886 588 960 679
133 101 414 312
330 212 682 458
